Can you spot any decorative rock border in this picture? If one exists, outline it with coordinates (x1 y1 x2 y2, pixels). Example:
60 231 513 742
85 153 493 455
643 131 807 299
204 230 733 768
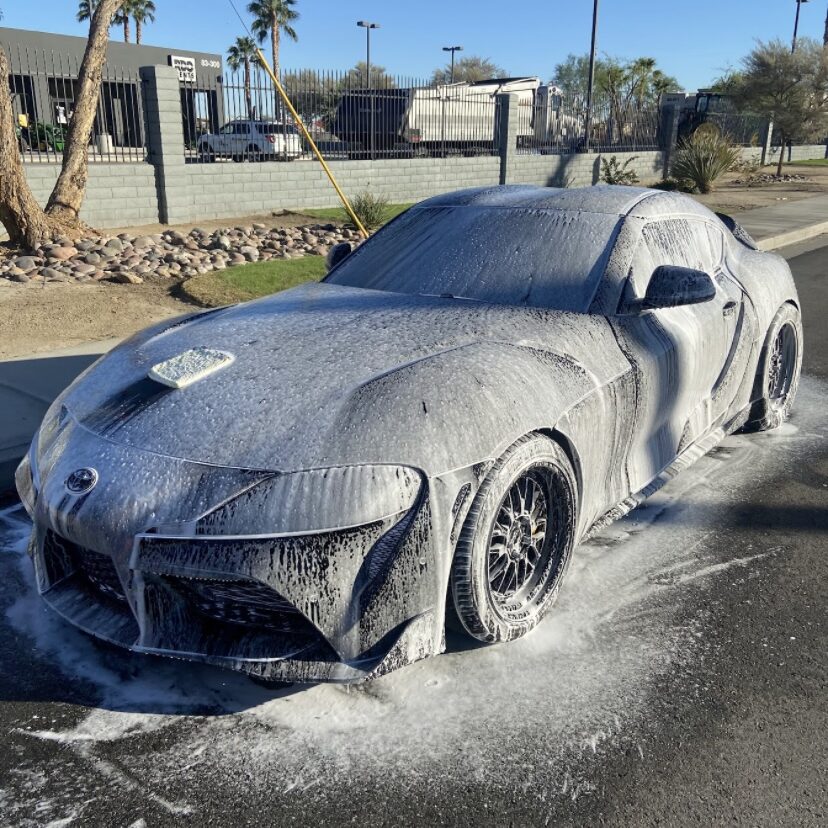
0 223 362 285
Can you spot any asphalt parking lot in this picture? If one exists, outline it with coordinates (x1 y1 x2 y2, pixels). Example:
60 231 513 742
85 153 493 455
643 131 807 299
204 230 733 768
0 239 825 828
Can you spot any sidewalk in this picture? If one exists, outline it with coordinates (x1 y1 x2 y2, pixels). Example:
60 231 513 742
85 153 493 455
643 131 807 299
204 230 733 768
737 193 828 251
2 194 827 491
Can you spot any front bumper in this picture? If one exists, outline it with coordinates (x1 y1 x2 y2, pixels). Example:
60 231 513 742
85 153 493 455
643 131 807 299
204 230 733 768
22 419 446 683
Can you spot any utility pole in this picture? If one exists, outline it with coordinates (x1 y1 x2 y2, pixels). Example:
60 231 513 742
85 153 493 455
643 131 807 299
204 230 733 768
443 45 463 83
357 21 380 160
791 0 810 53
584 0 599 151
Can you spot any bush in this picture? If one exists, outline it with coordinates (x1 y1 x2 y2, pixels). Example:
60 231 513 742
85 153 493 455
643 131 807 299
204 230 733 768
349 191 389 231
650 178 683 191
670 131 740 194
600 155 640 185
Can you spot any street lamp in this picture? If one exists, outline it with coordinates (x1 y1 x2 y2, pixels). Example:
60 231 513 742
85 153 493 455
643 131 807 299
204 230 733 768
442 45 463 83
357 21 380 159
584 0 599 151
792 0 810 53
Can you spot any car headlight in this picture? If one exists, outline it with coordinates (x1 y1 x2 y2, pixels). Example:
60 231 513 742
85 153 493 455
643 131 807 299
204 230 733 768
195 464 424 536
15 442 38 518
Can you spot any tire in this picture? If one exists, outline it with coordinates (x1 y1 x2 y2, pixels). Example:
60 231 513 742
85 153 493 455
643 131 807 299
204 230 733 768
740 303 803 432
450 434 578 643
245 144 261 162
198 143 215 163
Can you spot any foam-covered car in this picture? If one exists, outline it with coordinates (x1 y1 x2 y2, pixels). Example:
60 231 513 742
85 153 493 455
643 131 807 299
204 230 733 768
16 185 803 683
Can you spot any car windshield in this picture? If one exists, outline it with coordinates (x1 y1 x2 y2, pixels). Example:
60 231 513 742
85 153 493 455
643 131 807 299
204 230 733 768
325 205 619 312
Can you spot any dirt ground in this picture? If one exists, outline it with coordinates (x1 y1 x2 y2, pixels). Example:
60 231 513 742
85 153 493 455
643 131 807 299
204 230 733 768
0 281 191 359
2 165 826 358
695 164 828 213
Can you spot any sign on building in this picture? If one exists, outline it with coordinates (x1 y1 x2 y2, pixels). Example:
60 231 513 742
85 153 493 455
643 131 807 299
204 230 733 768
169 55 196 83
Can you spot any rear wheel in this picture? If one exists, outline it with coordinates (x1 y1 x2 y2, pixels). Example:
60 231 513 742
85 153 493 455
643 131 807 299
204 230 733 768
741 303 803 432
245 143 261 162
450 434 578 643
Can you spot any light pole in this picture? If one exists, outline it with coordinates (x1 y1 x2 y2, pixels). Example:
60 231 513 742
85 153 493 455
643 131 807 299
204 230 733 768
358 20 380 159
584 0 599 151
442 45 463 83
792 0 810 53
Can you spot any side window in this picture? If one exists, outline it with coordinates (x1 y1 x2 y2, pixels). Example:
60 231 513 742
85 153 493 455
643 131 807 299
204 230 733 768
238 122 250 135
626 219 717 300
220 123 235 134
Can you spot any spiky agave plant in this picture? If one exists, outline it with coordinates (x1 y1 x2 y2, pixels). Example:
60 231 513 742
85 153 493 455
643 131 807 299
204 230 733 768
670 129 740 194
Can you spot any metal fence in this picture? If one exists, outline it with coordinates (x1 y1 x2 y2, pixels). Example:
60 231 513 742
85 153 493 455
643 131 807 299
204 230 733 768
516 91 663 155
7 44 146 163
181 66 505 163
700 112 768 147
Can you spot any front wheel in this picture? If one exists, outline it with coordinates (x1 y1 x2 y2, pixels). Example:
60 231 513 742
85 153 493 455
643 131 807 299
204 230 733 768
450 434 578 643
740 302 803 432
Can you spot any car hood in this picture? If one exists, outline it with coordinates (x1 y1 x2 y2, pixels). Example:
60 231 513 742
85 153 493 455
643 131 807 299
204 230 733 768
55 282 626 473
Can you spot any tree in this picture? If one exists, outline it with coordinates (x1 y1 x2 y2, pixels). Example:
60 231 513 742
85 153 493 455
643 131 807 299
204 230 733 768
76 0 100 27
127 0 156 45
247 0 299 77
0 0 124 247
724 39 828 176
552 53 679 105
432 55 505 85
346 61 396 89
227 36 259 119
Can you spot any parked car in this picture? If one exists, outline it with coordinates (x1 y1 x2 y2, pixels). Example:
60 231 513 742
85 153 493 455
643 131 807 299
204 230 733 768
16 186 802 684
197 120 302 162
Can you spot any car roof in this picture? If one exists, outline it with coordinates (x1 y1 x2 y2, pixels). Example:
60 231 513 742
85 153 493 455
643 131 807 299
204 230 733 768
416 184 718 222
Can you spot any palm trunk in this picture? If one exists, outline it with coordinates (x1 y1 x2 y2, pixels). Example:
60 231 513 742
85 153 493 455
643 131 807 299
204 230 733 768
45 0 123 229
271 23 280 118
136 18 142 45
271 23 280 78
123 16 130 43
0 46 53 247
244 59 253 120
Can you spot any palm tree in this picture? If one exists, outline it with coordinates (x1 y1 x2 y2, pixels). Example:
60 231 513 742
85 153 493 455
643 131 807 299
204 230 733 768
129 0 156 45
247 0 299 77
227 36 259 119
76 0 100 27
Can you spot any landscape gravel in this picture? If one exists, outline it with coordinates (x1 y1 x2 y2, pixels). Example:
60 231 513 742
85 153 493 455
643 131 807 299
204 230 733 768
0 222 359 285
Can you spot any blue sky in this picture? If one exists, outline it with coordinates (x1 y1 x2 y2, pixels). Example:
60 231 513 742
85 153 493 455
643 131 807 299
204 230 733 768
3 1 826 89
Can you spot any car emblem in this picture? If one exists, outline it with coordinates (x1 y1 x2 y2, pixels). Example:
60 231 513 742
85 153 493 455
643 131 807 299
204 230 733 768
65 468 98 495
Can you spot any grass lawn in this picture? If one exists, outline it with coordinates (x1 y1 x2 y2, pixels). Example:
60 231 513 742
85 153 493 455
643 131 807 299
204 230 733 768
181 256 327 307
789 158 828 167
301 202 414 225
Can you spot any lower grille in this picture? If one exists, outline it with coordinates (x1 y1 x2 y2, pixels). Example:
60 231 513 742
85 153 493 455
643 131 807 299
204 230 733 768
169 576 314 634
44 531 126 603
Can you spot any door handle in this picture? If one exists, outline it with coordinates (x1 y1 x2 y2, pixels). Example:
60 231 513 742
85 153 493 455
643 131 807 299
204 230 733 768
722 301 737 318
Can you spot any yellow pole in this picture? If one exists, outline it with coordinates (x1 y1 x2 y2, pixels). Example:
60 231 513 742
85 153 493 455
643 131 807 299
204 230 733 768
254 48 369 239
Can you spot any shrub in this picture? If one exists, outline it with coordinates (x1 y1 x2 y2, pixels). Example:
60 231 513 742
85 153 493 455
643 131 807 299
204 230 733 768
651 178 683 191
600 155 640 185
670 130 740 194
349 191 389 231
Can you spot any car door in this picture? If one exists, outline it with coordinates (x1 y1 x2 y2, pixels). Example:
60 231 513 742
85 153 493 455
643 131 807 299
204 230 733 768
610 217 737 493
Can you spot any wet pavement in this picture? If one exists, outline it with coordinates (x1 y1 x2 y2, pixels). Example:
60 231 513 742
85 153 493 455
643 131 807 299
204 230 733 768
0 240 825 827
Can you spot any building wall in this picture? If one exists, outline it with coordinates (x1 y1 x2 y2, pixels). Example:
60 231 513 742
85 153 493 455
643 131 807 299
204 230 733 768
23 163 160 229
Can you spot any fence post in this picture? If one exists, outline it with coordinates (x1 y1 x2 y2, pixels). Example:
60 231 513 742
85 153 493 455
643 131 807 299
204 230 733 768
660 103 681 179
140 64 188 225
760 119 774 167
496 93 519 185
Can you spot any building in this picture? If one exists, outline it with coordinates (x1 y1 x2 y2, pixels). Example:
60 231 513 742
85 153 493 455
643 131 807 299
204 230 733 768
0 26 223 152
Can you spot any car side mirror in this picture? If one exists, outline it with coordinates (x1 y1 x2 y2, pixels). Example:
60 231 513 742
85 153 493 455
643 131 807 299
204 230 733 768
326 241 352 271
639 265 716 310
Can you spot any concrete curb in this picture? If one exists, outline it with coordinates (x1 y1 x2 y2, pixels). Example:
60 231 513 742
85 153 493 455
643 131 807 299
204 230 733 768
757 221 828 252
